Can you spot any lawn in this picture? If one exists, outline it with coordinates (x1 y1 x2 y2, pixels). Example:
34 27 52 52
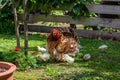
0 34 120 80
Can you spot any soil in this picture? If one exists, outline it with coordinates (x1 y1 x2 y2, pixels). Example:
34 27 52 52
0 67 7 73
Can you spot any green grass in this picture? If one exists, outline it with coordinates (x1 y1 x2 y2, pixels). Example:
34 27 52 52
0 34 120 80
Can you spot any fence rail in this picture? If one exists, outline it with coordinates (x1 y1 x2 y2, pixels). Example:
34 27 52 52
87 4 120 14
27 24 120 41
102 0 120 1
29 14 120 29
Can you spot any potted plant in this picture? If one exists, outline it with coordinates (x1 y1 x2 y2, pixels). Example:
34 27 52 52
0 61 16 80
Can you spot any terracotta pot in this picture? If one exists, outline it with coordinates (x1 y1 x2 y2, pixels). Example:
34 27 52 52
0 62 16 80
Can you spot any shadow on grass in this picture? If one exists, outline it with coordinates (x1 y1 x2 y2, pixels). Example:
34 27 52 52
45 50 120 80
21 34 47 41
0 33 47 41
53 71 118 80
49 57 120 80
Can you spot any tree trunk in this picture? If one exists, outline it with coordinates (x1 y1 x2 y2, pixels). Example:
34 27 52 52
23 0 28 56
11 0 20 48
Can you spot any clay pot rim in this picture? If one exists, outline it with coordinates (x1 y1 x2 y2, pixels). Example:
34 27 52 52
0 62 16 77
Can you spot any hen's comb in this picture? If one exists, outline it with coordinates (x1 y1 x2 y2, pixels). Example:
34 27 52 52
51 28 59 33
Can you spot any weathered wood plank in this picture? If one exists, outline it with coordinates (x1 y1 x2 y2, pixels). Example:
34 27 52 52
87 4 120 14
28 24 52 33
29 15 120 28
28 25 120 41
29 15 71 23
102 0 120 1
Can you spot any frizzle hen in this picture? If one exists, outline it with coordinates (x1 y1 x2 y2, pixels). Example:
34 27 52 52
46 27 79 62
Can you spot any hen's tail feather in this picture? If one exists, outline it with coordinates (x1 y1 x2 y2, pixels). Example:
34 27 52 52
58 27 78 41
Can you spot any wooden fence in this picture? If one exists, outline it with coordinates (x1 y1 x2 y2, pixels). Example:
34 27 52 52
27 1 120 40
20 0 120 54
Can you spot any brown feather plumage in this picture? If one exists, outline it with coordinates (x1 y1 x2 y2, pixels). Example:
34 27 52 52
46 27 79 61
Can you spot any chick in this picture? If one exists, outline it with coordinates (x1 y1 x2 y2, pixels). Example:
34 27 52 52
64 54 74 63
37 53 50 61
36 46 47 53
83 53 91 61
78 44 82 50
98 45 108 51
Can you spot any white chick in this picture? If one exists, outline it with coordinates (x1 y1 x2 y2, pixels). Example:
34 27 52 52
83 53 91 61
64 54 74 63
36 46 47 52
78 44 82 50
98 45 108 51
37 53 50 61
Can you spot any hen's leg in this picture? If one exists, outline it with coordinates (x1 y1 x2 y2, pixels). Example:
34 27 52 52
55 53 65 62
